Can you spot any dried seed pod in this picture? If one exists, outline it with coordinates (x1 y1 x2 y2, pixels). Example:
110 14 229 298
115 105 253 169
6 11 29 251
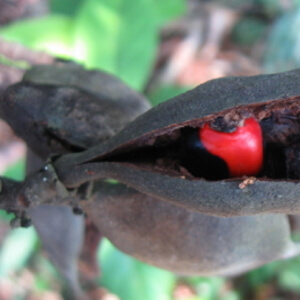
86 181 300 276
0 63 150 298
1 64 150 159
4 65 300 276
55 69 300 217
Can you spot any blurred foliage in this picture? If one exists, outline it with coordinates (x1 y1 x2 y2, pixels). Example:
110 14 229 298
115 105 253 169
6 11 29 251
3 159 25 181
0 227 38 278
0 54 30 69
263 7 300 73
148 85 190 106
0 15 74 59
50 0 84 15
216 0 300 17
0 159 25 222
0 160 38 278
232 17 267 46
100 239 176 300
0 0 185 91
253 0 289 18
0 159 61 297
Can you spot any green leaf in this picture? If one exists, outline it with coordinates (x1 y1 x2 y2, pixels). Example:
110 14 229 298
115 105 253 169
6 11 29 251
277 257 300 294
50 0 84 16
183 276 226 300
34 256 60 291
148 85 190 106
3 159 25 181
0 160 26 222
263 7 300 73
278 269 300 293
151 0 185 25
0 15 74 59
0 210 14 223
221 291 241 300
245 261 279 288
99 239 176 300
73 0 161 90
0 227 38 277
232 17 267 46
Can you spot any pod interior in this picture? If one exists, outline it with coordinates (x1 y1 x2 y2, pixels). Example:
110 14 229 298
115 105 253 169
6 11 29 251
93 99 300 181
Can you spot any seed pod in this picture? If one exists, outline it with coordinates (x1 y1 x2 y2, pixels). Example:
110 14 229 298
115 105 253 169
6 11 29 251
55 69 300 217
1 63 150 159
87 181 300 276
4 66 300 276
0 63 150 298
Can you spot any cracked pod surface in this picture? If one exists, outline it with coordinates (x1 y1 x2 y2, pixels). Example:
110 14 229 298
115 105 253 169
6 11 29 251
55 69 300 217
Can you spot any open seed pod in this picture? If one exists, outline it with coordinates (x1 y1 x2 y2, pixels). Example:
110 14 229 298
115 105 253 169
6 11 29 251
1 63 150 159
56 69 300 217
86 181 300 276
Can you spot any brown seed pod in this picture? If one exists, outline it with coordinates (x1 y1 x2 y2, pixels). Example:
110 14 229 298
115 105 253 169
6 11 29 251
86 181 300 276
55 69 300 217
3 65 300 276
1 63 150 159
0 63 150 296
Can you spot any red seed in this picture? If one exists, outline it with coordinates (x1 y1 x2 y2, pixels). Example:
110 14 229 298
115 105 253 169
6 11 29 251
199 118 263 177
